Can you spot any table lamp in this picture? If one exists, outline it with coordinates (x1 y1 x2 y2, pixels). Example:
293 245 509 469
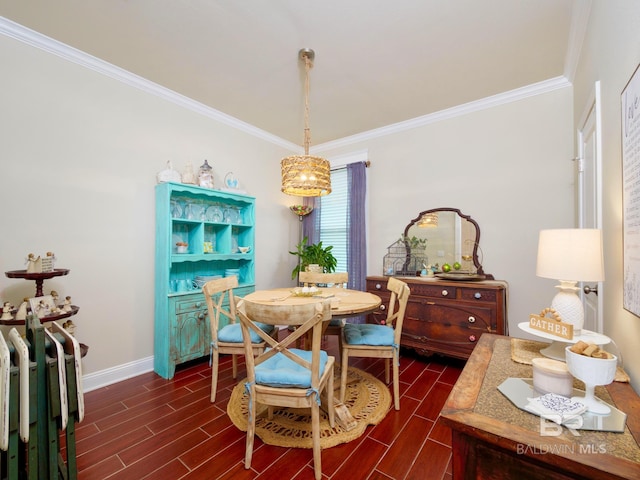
536 229 604 336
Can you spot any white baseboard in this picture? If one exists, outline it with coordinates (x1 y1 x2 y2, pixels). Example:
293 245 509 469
82 356 155 393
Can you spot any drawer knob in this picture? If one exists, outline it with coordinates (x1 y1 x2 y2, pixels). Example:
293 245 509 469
196 302 203 308
474 292 482 299
469 334 477 342
441 289 449 297
379 304 386 311
198 312 206 321
468 316 476 323
375 283 382 290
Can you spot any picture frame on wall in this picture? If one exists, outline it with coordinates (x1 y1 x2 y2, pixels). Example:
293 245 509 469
621 63 640 317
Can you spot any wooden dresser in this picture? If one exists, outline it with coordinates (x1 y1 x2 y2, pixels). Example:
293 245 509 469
366 275 508 360
440 334 640 479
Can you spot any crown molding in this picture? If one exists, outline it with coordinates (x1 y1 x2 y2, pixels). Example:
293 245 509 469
564 0 592 82
312 76 572 153
2 16 572 157
0 17 299 152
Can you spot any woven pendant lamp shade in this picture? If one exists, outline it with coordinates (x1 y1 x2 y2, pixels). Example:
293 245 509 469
281 48 331 197
281 155 331 196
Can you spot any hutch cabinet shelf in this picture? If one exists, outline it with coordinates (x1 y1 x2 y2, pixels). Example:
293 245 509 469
367 275 508 360
154 182 256 379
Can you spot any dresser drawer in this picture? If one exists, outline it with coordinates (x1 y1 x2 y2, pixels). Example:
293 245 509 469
367 279 388 292
403 317 484 347
174 295 207 314
459 287 499 303
405 301 496 332
407 282 457 299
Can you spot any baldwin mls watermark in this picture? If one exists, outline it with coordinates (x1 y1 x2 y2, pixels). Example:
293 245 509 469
516 417 608 456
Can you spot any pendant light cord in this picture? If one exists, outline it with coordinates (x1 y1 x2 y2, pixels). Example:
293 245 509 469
303 54 312 155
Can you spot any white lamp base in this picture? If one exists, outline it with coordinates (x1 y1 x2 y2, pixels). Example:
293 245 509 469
551 280 584 336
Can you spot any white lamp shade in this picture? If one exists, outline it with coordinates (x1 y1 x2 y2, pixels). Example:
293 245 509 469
536 229 604 282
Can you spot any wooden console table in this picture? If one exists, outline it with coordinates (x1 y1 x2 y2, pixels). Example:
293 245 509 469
440 334 640 479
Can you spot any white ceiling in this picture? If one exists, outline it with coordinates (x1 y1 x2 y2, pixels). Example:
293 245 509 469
0 0 582 147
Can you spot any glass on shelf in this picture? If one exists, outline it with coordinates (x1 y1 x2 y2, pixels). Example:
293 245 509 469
204 227 216 253
231 206 242 224
184 199 205 221
205 203 224 223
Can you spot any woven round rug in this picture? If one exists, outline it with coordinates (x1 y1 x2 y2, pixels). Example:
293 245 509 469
227 366 391 449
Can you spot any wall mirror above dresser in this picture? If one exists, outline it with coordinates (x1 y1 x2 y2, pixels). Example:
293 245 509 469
372 207 506 360
402 207 492 279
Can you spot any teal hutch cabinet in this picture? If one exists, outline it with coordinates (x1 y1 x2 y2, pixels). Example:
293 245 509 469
154 182 255 379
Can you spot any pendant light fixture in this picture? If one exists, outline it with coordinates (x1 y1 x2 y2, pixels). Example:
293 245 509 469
418 212 439 228
281 49 331 197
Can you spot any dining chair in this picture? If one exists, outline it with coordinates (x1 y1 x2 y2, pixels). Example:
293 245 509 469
339 277 410 410
203 276 277 402
236 296 335 480
299 271 349 349
298 271 348 288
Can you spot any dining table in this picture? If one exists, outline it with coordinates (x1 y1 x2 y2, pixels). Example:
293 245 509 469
242 286 382 318
241 286 382 431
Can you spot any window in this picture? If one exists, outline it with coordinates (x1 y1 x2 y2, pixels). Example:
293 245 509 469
319 168 347 272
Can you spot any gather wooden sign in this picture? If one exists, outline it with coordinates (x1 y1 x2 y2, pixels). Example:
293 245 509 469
528 308 573 340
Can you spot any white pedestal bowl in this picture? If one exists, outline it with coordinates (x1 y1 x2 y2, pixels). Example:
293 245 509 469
564 346 617 415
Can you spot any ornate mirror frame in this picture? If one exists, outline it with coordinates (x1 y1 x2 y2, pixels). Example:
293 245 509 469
402 207 492 279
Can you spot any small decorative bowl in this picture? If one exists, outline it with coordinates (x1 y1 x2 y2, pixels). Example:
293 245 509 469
291 287 320 297
176 245 188 254
238 246 251 254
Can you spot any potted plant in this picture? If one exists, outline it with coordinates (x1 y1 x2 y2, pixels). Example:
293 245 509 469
399 235 427 251
289 237 338 280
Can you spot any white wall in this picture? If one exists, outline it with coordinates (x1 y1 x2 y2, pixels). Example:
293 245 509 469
572 0 640 389
0 32 300 387
318 89 575 344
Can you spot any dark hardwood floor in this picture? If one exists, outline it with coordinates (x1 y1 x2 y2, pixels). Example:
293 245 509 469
74 335 465 479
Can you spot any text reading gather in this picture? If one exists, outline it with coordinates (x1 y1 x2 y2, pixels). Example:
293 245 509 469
529 314 573 340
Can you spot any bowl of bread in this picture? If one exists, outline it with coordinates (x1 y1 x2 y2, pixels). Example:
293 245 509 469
565 341 617 414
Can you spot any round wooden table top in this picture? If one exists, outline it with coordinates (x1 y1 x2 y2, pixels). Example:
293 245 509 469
243 287 382 317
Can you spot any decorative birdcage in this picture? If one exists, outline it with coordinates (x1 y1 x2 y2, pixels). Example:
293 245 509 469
382 237 428 276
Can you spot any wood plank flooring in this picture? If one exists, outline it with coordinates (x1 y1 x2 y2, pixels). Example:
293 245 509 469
75 335 465 479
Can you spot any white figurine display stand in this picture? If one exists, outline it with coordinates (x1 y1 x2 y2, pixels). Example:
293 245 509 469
518 322 611 361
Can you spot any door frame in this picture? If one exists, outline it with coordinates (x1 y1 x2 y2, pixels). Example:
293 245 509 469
576 81 604 333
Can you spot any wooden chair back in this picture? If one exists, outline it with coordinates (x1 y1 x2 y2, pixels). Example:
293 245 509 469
203 276 239 340
299 271 348 288
384 276 411 345
236 298 332 382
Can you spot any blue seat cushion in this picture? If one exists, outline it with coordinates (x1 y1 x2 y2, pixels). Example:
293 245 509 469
218 322 274 343
328 318 343 327
255 348 328 388
344 323 394 346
